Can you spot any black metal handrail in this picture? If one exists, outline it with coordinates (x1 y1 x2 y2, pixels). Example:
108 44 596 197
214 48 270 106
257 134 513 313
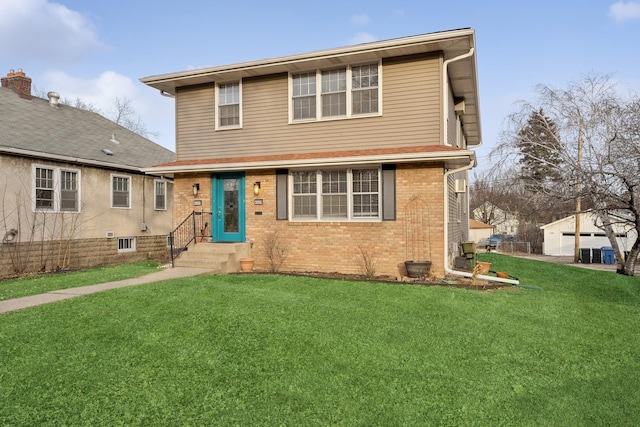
168 211 212 267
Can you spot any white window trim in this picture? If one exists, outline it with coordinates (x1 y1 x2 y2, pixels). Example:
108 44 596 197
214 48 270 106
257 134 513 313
117 237 136 253
32 164 81 213
288 166 382 222
288 61 382 124
154 179 167 211
111 173 131 209
215 80 243 130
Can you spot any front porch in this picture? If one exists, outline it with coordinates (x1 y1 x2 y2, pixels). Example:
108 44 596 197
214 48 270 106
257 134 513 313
173 242 252 273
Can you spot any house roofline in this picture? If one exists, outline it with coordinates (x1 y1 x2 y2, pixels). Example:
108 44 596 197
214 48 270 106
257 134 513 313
0 146 164 175
143 149 477 174
140 28 475 93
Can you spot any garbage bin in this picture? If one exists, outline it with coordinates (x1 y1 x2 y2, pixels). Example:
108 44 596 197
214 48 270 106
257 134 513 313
580 248 591 264
591 248 602 264
462 242 476 255
602 247 615 265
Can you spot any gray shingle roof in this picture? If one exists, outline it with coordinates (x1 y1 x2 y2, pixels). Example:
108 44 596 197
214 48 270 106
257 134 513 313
0 88 175 170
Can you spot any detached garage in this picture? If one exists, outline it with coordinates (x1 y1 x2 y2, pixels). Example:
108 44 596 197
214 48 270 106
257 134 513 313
541 212 635 256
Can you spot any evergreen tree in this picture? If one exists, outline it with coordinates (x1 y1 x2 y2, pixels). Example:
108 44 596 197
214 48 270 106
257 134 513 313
516 109 563 193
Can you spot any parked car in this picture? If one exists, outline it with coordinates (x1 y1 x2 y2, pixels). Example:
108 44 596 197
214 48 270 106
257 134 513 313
485 234 517 250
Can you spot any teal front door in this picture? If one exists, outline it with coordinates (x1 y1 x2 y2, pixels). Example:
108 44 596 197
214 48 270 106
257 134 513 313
212 173 245 242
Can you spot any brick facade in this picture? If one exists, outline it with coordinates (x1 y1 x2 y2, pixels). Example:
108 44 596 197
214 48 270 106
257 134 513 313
172 163 447 278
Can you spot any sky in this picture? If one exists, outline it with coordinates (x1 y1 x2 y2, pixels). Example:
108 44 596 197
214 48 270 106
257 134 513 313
2 0 639 176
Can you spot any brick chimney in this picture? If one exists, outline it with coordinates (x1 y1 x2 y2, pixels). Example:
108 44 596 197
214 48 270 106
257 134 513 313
1 69 32 99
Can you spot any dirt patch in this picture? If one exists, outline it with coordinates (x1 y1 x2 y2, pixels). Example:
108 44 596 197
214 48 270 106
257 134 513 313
254 270 512 291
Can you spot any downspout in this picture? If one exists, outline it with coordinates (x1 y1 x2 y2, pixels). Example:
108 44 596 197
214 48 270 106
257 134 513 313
441 47 519 285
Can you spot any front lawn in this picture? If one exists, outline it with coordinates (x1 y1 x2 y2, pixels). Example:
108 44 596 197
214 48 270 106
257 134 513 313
1 255 639 425
0 260 162 301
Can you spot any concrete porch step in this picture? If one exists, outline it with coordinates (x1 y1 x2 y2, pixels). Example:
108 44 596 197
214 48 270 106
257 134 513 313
174 242 251 273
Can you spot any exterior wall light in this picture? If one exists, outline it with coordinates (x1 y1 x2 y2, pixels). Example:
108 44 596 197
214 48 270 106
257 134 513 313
192 183 200 197
253 182 261 196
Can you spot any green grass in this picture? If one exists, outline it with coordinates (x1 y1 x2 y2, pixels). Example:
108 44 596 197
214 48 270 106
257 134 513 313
1 255 639 425
0 260 162 301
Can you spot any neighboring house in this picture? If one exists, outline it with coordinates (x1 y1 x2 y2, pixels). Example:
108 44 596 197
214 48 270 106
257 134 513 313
469 219 494 244
472 201 519 235
141 29 482 278
0 69 175 278
540 211 636 256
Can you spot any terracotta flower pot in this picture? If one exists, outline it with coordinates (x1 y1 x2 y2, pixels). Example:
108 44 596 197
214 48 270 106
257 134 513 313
475 261 491 275
496 271 508 279
239 258 254 272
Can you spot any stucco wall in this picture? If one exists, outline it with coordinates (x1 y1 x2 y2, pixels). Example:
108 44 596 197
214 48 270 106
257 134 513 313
0 154 173 243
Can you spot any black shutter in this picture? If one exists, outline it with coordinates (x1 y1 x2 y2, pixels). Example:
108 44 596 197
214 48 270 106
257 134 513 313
276 169 288 220
382 164 396 220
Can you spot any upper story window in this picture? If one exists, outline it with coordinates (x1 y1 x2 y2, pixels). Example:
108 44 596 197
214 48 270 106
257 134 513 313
290 62 381 123
321 69 346 117
112 174 130 208
216 81 242 129
292 73 316 120
291 168 380 221
155 180 166 210
33 165 80 212
351 64 379 115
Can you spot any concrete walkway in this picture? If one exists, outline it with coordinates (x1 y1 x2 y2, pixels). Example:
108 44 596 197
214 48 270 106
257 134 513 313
0 267 215 315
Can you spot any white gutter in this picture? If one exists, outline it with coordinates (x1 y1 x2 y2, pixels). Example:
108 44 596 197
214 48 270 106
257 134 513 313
143 150 475 174
441 48 519 286
0 146 146 173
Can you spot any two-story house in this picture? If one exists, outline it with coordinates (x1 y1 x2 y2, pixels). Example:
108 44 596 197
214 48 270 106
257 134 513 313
0 69 175 278
141 28 481 278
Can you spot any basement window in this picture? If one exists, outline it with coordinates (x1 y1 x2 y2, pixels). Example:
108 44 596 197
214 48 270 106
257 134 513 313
117 237 136 253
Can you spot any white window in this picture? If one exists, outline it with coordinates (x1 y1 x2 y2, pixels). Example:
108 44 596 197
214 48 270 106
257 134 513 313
321 68 347 117
33 165 80 212
118 237 136 253
292 171 317 217
292 73 316 120
112 175 130 208
291 168 380 221
290 62 381 123
35 167 54 210
155 180 166 210
351 64 379 115
216 81 242 129
60 170 79 211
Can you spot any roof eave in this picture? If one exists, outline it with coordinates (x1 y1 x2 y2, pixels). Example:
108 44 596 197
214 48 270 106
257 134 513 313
143 150 477 174
140 28 476 95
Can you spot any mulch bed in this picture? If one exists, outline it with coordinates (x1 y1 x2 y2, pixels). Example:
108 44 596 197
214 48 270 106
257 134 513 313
253 270 513 291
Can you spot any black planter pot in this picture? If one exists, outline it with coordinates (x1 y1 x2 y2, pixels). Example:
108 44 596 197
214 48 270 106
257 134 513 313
405 261 432 278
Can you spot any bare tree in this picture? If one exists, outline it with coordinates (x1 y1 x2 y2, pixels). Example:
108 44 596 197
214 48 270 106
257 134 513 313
497 74 640 275
33 85 156 139
106 97 157 139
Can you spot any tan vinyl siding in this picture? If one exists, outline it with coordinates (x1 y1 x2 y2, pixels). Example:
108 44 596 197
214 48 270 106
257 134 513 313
175 53 443 161
175 84 216 159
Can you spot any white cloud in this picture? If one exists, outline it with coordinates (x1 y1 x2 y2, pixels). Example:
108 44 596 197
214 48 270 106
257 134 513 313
350 14 372 26
609 1 640 22
0 0 106 64
349 32 377 45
